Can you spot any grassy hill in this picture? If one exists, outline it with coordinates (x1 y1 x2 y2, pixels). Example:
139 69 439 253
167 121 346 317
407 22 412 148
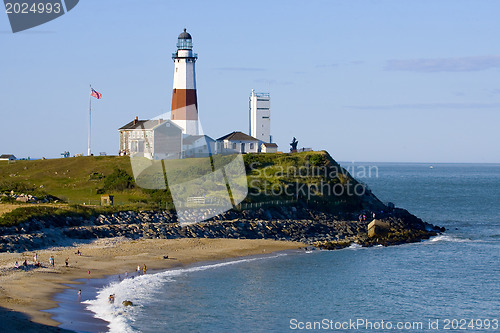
0 156 143 205
0 151 386 225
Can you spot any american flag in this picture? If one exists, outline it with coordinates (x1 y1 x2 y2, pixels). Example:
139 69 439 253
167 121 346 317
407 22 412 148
91 88 102 99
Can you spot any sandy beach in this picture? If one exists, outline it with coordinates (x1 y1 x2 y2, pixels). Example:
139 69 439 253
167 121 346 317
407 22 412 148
0 238 305 332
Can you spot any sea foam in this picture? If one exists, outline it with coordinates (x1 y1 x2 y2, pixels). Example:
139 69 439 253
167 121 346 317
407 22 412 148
429 234 471 243
84 253 287 333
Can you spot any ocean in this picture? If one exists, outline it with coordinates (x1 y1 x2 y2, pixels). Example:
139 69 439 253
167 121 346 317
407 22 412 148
49 163 500 332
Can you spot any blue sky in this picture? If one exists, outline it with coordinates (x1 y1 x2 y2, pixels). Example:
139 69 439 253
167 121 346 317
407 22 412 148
1 0 500 162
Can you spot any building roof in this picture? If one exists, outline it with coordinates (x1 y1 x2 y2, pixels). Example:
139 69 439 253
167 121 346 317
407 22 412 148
119 118 181 131
178 28 192 39
262 143 278 147
183 135 215 145
0 154 16 159
119 119 149 130
217 131 259 142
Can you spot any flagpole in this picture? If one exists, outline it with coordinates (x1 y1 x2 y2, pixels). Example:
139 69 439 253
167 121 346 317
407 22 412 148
88 84 92 156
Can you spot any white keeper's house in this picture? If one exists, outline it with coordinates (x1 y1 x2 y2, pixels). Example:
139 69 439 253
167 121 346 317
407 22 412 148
118 117 183 159
216 131 259 154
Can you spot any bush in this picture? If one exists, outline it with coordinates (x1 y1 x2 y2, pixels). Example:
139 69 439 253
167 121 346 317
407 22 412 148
102 169 135 191
309 154 325 166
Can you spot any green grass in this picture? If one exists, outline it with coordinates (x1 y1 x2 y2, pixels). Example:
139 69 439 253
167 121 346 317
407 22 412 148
0 156 147 205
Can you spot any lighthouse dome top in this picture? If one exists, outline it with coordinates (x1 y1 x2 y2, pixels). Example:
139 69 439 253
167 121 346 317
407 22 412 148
178 28 192 40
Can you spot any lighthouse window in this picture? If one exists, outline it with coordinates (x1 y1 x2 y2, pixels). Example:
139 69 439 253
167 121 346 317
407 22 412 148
176 67 178 72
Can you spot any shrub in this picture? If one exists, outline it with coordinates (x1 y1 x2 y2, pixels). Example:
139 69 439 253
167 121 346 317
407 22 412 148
102 169 135 191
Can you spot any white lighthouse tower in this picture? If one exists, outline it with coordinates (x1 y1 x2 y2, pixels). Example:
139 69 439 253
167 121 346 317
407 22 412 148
171 29 199 135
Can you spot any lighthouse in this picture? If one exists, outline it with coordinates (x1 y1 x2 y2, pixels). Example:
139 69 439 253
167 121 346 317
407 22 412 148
171 29 199 135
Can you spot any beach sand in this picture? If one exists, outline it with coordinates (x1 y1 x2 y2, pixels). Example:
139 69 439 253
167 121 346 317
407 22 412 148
0 238 305 331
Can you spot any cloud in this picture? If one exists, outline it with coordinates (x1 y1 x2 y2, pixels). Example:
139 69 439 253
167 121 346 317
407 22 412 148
385 55 500 72
345 102 500 110
214 67 266 72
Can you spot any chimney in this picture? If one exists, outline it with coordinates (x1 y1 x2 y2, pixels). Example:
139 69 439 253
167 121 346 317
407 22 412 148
134 116 138 125
158 118 162 125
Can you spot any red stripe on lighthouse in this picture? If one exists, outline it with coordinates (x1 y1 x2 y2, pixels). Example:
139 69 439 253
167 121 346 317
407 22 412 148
171 89 198 120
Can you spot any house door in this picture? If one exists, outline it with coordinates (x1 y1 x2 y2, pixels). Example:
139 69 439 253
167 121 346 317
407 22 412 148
241 143 245 153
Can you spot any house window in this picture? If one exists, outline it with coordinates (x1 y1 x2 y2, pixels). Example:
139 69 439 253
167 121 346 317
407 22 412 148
250 143 254 149
232 143 237 149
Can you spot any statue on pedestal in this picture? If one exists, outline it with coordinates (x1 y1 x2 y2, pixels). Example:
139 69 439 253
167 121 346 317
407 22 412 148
290 137 298 153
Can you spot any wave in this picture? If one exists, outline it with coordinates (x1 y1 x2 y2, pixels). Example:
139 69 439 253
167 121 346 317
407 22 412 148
428 234 472 243
83 253 287 333
347 243 363 250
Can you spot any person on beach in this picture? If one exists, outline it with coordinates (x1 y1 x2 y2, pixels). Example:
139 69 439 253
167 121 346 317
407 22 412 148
15 261 19 269
65 258 69 267
108 294 115 304
34 253 37 263
76 249 81 256
143 264 147 274
137 265 141 275
49 256 54 267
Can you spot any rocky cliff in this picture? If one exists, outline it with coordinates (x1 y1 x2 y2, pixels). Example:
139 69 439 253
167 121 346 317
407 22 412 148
0 205 444 253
